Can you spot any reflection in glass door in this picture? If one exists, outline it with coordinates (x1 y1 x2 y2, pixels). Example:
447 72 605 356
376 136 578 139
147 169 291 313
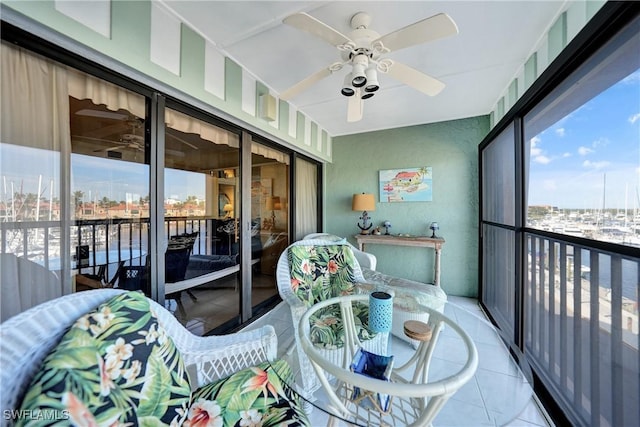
163 107 241 334
250 142 290 313
68 74 149 297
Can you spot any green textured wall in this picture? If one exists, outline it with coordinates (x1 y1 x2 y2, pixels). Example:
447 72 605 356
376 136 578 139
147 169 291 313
326 116 490 297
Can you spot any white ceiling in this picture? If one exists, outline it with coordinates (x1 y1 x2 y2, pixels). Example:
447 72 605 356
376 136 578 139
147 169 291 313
162 1 567 136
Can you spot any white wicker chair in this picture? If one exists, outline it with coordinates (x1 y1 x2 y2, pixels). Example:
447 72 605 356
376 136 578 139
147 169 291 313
0 289 277 423
276 239 389 402
302 233 377 270
301 234 448 348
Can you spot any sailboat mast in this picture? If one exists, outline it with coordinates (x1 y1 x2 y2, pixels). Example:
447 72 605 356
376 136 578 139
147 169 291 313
602 173 606 228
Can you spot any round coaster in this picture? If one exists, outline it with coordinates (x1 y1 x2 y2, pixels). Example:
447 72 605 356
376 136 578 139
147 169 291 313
404 320 432 341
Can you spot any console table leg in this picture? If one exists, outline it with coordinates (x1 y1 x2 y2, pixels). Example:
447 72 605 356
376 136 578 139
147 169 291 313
434 248 441 287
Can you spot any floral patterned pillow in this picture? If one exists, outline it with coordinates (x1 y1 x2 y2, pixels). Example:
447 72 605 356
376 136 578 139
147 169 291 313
17 291 191 426
288 244 358 306
187 359 309 426
288 244 375 348
309 302 376 349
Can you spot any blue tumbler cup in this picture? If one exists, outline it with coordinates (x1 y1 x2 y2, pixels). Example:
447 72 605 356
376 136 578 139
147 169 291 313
369 291 393 333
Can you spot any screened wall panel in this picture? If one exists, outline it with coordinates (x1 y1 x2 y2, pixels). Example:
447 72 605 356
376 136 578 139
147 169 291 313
482 123 515 226
482 224 516 339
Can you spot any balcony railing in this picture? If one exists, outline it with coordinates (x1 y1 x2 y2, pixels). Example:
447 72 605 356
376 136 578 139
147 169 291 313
526 233 639 426
0 216 231 280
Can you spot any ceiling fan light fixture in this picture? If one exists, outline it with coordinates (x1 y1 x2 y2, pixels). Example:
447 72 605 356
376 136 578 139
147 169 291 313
351 54 368 88
364 66 379 92
341 74 355 96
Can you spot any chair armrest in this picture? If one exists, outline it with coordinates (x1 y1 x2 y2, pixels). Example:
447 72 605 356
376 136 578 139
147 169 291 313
353 248 377 270
150 299 278 389
361 268 447 310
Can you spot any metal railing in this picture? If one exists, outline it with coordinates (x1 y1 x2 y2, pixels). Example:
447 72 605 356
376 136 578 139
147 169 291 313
0 216 228 276
526 233 639 426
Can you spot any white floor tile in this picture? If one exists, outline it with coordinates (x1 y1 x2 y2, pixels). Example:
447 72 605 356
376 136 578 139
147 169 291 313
243 298 552 427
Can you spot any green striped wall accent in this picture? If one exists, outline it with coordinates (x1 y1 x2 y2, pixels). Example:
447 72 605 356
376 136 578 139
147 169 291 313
3 0 332 162
490 0 606 127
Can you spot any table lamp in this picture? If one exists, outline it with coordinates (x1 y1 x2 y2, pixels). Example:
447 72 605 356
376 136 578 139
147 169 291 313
223 203 233 219
266 196 282 229
352 193 375 234
429 221 440 238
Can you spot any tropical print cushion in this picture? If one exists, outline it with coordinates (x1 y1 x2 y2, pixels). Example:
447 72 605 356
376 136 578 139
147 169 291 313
288 244 358 306
187 359 309 426
288 244 376 348
17 291 191 426
309 302 376 349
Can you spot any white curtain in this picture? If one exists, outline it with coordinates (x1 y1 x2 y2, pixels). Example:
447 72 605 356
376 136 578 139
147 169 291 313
165 108 289 165
1 44 70 151
295 158 318 240
0 43 69 315
67 68 145 119
165 108 239 148
252 143 290 165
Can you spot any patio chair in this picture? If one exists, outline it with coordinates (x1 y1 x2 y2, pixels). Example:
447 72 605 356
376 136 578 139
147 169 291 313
0 254 62 322
302 233 448 349
0 289 308 426
276 239 389 402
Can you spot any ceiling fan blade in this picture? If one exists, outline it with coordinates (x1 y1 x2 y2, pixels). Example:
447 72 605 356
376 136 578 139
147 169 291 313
93 146 124 153
347 89 363 122
280 67 333 101
374 13 458 52
283 12 353 47
167 130 199 150
385 61 445 96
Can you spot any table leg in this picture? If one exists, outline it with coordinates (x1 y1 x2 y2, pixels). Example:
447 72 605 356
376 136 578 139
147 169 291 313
434 247 441 286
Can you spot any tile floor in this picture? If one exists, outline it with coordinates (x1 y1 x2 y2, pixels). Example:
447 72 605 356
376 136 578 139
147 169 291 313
242 296 554 427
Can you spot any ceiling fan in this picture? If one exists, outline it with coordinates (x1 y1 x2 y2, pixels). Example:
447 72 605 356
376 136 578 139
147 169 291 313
280 11 459 122
72 111 199 157
89 116 145 154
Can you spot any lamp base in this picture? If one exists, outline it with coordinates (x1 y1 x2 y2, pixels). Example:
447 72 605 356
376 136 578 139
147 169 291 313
357 223 372 234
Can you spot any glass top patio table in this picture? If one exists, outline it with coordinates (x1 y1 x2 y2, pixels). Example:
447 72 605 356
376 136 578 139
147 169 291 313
276 283 534 427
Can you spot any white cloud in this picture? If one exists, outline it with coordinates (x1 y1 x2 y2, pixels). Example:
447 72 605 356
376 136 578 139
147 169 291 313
592 137 610 148
530 136 542 156
562 152 571 158
535 155 551 164
582 160 610 170
578 146 594 156
555 128 565 137
629 113 640 124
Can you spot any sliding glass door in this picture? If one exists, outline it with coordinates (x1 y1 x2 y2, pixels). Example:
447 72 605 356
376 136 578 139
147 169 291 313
1 31 322 335
162 106 242 333
68 73 150 297
250 140 290 313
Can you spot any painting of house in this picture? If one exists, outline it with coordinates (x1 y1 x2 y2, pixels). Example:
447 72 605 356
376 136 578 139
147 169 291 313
379 167 432 202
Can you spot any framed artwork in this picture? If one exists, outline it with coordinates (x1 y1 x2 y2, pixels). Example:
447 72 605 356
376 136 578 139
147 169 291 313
379 167 432 202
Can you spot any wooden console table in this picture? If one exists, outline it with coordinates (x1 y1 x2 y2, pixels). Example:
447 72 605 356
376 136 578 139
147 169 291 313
354 234 445 286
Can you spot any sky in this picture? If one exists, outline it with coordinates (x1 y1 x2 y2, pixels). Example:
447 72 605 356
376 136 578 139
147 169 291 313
527 69 640 210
